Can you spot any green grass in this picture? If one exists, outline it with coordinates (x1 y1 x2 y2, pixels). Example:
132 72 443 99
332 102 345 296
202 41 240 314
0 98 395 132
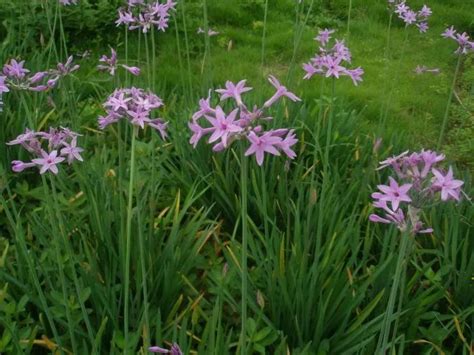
0 0 473 354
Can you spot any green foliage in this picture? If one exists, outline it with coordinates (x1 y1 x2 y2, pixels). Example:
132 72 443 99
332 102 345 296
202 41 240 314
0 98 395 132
0 0 473 354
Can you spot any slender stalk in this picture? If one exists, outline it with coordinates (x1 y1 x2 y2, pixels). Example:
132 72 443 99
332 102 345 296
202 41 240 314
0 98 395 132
124 126 138 354
376 232 411 353
145 33 152 89
324 78 336 171
377 12 393 129
346 0 353 38
180 0 194 100
287 0 315 84
437 55 462 149
137 205 150 350
151 29 157 91
261 0 269 70
240 148 249 355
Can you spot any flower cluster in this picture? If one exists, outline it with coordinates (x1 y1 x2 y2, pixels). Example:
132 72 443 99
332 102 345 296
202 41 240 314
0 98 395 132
197 27 219 36
189 76 300 166
60 0 78 5
97 48 141 76
1 57 79 93
302 29 364 86
7 127 83 175
442 26 474 55
370 150 464 234
149 343 182 354
392 2 432 33
414 65 440 75
99 87 168 139
116 0 177 33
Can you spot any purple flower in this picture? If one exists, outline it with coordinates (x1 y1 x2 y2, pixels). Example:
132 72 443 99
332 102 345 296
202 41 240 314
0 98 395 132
189 78 300 166
442 26 474 55
99 87 167 137
417 22 429 33
314 28 335 46
7 127 83 175
344 67 364 86
60 138 84 164
117 0 177 33
370 150 465 235
442 26 457 39
0 76 9 93
11 160 36 172
245 131 282 166
3 59 30 79
122 65 141 76
215 80 253 106
263 75 301 108
206 106 243 147
431 167 464 201
60 0 78 5
418 5 432 18
324 56 346 78
149 343 182 354
32 150 66 175
192 93 215 120
98 48 118 75
373 177 412 211
303 29 363 85
277 129 298 160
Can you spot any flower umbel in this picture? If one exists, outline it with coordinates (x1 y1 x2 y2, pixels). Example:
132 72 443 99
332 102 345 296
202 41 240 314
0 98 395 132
189 77 300 166
370 150 464 234
7 127 83 175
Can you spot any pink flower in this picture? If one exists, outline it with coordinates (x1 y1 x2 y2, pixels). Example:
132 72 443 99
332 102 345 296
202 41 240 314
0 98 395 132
32 150 66 175
372 176 412 211
60 138 84 164
442 26 457 39
206 106 243 147
11 160 36 172
245 131 282 166
122 65 141 76
3 59 29 79
215 80 253 106
314 28 335 46
263 75 301 108
277 129 298 159
0 76 9 93
431 167 464 201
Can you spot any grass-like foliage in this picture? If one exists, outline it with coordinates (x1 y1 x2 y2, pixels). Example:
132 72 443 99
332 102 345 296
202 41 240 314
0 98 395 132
0 0 473 354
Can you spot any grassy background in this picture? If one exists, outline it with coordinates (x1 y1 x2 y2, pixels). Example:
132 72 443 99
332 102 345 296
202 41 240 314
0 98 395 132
0 0 473 354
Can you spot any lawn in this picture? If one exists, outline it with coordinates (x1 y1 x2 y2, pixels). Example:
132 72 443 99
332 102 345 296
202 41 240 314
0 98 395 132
0 0 473 354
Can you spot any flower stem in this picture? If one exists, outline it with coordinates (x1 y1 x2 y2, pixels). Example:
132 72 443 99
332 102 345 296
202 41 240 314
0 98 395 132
346 0 353 39
124 126 138 354
261 0 269 70
240 147 249 355
437 55 462 149
376 231 411 353
324 78 336 171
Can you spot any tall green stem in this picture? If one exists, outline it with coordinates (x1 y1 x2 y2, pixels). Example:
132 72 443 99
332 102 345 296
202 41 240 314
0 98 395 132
437 55 462 149
324 78 336 171
261 0 269 70
240 149 249 355
346 0 353 38
124 126 138 354
376 232 411 353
